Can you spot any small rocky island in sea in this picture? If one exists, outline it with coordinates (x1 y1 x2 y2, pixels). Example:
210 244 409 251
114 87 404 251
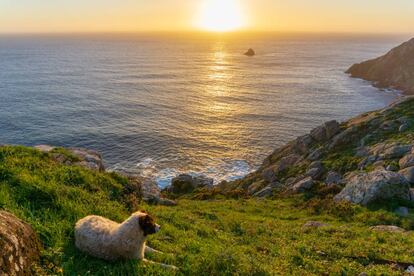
347 38 414 94
244 48 255 56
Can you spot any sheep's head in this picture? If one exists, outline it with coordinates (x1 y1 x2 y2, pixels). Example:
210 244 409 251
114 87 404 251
138 211 160 236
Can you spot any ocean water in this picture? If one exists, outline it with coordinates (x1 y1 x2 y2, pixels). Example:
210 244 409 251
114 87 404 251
0 33 407 187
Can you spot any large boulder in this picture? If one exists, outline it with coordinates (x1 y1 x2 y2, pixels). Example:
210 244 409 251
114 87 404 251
291 177 314 193
0 211 41 275
334 170 410 206
170 174 213 194
293 135 314 155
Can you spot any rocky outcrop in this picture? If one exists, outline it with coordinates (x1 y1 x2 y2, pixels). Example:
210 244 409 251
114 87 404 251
0 211 41 275
168 174 214 194
334 170 410 205
34 145 105 171
347 38 414 94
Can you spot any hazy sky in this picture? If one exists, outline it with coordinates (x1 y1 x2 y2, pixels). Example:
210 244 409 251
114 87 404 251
1 0 413 33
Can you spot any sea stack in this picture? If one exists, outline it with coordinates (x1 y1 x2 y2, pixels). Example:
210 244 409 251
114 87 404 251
346 38 414 94
244 48 255 56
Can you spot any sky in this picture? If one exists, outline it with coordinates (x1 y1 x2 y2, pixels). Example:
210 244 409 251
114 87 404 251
1 0 414 34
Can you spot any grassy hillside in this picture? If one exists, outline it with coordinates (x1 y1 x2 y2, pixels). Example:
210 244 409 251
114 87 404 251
1 146 414 275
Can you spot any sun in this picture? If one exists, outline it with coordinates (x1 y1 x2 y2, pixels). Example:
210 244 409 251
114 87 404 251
196 0 245 32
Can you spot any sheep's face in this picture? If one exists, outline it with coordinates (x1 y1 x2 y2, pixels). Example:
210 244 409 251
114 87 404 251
138 213 160 236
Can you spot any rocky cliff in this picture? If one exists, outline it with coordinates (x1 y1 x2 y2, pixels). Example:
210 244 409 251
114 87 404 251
212 97 414 207
347 38 414 94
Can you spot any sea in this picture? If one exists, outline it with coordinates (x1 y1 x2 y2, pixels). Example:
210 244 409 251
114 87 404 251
0 33 408 187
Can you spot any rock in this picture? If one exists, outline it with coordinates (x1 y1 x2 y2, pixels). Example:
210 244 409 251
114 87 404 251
399 167 414 184
35 145 106 172
395 206 409 217
291 177 314 193
329 126 359 149
244 48 255 56
170 174 214 194
324 120 341 139
370 225 406 233
325 171 342 185
334 170 410 206
307 147 324 161
410 188 414 201
264 154 301 178
346 38 414 94
379 144 412 160
247 181 267 195
310 125 327 142
253 186 273 198
306 161 324 180
406 266 414 274
69 148 105 171
294 135 314 155
399 154 414 169
303 221 328 229
0 211 41 275
385 164 398 172
399 123 410 132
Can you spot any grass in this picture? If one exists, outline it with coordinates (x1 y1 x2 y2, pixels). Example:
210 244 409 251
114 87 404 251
1 146 414 275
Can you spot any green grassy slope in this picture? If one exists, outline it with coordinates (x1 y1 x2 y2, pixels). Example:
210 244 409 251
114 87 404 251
1 146 414 275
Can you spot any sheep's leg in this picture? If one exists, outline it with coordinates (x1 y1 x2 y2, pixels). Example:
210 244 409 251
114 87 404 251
145 246 164 255
142 258 178 270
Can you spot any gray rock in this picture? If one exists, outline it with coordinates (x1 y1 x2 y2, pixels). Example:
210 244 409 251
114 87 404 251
372 160 385 169
310 125 327 142
325 171 342 185
334 170 410 206
355 147 370 157
294 135 314 154
399 167 414 184
399 123 410 132
369 142 412 160
253 186 273 198
0 211 41 275
324 120 341 139
379 144 412 159
170 174 214 194
370 225 406 233
267 154 301 176
399 154 414 169
247 181 267 195
329 126 358 149
307 147 324 161
306 161 324 180
291 177 314 193
395 206 409 217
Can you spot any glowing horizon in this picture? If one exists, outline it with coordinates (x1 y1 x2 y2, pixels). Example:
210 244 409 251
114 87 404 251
0 0 414 34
